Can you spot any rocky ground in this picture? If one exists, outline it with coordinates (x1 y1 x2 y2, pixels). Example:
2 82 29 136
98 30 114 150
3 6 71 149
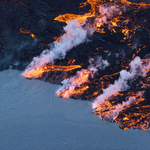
1 0 150 130
1 0 150 72
0 0 87 71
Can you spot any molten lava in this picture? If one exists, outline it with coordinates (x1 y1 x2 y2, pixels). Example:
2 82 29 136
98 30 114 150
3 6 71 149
23 64 81 78
23 0 150 130
56 69 91 98
19 28 35 38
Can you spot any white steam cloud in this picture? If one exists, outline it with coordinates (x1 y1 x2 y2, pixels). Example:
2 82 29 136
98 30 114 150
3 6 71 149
93 56 150 109
104 91 145 120
22 4 125 77
95 5 125 29
21 4 149 123
23 19 94 76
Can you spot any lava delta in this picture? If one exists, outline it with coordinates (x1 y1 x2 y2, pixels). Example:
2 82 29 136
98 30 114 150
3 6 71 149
2 0 150 130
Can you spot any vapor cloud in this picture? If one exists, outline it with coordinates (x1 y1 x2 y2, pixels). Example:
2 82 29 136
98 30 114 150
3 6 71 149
23 19 91 76
93 56 150 112
57 57 109 97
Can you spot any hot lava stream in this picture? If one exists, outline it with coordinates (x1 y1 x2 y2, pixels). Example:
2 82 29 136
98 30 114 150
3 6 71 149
23 0 150 130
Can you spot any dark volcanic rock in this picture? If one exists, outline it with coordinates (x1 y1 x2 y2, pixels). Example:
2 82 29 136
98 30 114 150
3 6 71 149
0 0 150 72
0 0 86 71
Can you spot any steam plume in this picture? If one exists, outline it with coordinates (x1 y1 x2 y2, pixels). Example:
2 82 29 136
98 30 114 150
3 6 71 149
22 4 125 78
57 57 109 98
22 19 92 76
93 56 150 109
102 91 145 120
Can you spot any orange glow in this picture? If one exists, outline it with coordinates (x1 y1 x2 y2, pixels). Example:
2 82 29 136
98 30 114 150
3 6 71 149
23 64 81 78
57 86 89 98
31 34 35 38
23 0 150 130
54 0 150 130
54 13 94 24
56 69 91 98
19 28 35 38
93 69 150 130
54 0 150 41
115 105 150 130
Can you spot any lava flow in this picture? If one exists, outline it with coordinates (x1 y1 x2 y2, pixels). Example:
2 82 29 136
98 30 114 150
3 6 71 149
19 28 35 38
23 64 81 78
23 0 150 130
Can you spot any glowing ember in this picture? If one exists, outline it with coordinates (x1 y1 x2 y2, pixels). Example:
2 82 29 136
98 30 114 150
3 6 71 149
23 0 150 130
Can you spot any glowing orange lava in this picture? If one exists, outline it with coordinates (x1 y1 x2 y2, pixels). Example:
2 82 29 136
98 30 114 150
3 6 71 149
19 28 35 38
54 0 150 38
23 0 150 130
23 64 81 78
56 69 91 98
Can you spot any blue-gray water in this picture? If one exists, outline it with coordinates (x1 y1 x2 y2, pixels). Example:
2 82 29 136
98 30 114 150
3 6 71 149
0 70 150 150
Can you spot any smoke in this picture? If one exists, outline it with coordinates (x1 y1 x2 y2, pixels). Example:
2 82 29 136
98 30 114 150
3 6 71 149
93 56 150 109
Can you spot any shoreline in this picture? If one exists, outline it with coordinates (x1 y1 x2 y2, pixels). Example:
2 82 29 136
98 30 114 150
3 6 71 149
0 69 150 149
